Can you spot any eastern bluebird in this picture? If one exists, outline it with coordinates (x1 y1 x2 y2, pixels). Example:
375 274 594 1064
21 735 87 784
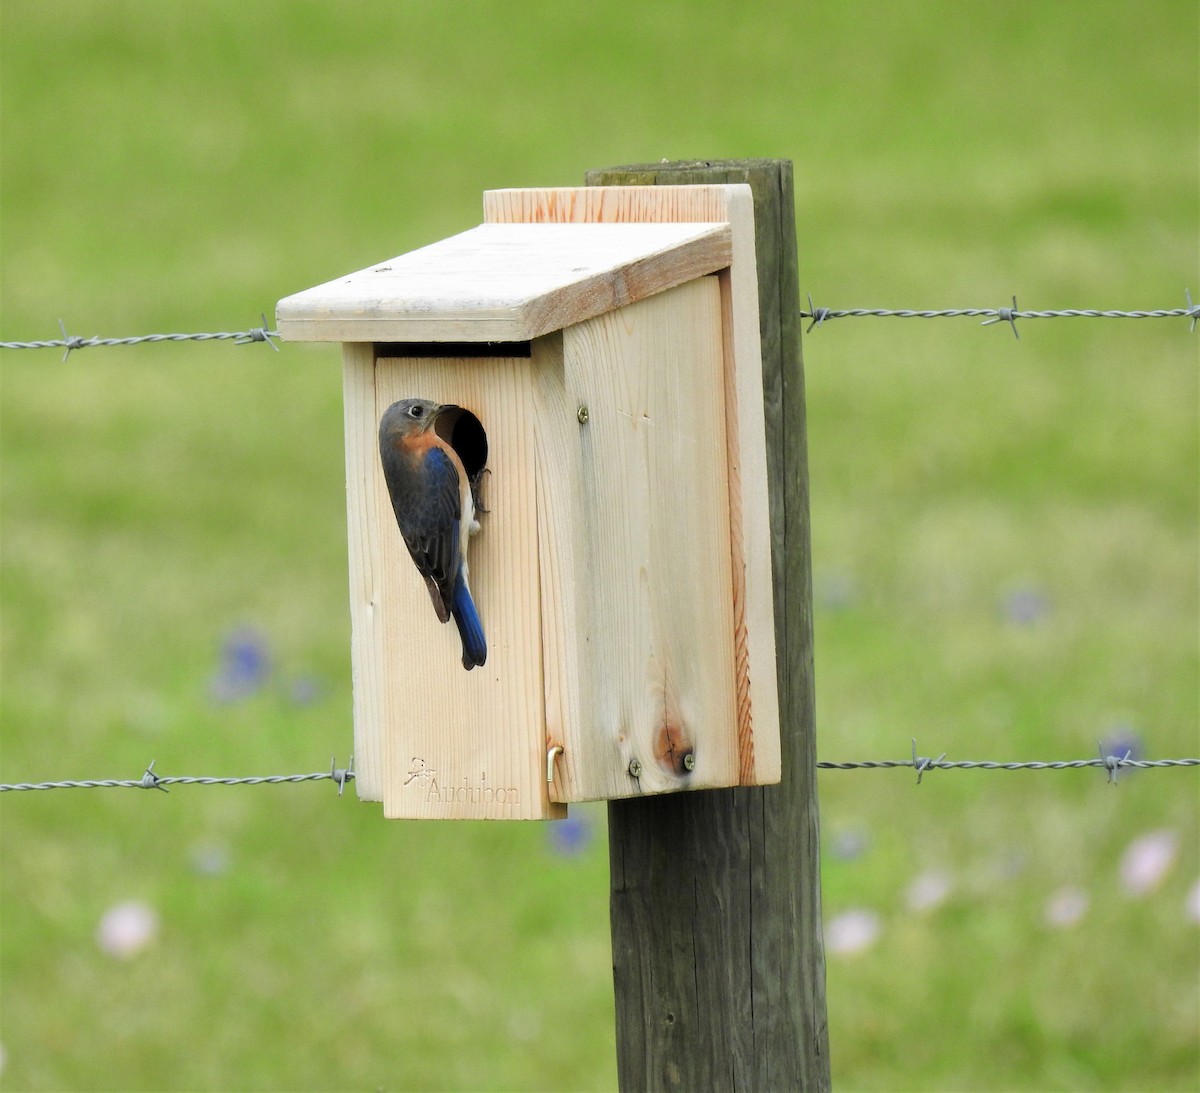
379 398 487 670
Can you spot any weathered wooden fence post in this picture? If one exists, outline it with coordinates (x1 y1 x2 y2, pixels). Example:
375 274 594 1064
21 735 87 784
586 159 829 1090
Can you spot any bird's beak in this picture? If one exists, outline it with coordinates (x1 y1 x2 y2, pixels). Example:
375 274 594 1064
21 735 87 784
424 403 453 430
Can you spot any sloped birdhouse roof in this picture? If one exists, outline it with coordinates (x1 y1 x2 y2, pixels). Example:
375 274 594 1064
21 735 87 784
275 221 731 343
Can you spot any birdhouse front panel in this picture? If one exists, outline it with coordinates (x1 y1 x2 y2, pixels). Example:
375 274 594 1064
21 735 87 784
346 344 563 820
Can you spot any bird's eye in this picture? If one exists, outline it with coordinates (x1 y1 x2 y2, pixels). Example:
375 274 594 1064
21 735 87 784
409 404 424 418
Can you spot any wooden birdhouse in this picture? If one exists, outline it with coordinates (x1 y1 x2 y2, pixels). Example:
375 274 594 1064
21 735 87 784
275 185 781 819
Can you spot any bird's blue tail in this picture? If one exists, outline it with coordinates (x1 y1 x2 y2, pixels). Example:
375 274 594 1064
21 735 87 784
451 571 487 670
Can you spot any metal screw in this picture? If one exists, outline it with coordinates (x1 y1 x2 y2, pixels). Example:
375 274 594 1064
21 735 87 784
683 753 696 772
627 758 642 778
577 404 589 425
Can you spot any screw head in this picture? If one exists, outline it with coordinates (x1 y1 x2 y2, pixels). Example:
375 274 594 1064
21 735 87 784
577 404 590 425
627 758 642 778
683 753 696 772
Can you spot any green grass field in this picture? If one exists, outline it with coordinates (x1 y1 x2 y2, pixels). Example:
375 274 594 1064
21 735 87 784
1 2 1197 1089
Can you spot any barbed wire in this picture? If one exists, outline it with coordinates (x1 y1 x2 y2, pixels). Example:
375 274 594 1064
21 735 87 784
0 758 355 795
800 291 1200 337
1 745 1197 796
2 291 1197 360
817 741 1200 785
0 317 280 360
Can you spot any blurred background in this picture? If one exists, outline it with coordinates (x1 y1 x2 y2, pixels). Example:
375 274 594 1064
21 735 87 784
1 2 1196 1089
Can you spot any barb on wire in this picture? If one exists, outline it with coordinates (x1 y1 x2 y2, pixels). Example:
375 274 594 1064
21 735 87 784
980 295 1021 339
0 756 355 794
912 739 947 785
815 739 1200 783
801 289 1200 334
1098 740 1133 785
0 315 280 360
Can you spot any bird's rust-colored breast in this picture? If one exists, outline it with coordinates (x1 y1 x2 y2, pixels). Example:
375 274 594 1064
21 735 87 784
392 428 442 461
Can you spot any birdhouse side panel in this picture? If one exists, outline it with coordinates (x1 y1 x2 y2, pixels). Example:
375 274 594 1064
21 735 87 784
553 277 741 801
369 354 562 820
528 333 589 803
485 183 782 787
342 343 387 802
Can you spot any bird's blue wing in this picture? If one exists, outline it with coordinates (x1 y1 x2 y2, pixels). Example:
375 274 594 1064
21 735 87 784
380 444 462 621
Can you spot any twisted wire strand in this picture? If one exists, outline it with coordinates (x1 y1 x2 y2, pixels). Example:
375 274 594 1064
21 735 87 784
802 307 1194 321
2 754 1196 794
0 759 355 795
3 292 1197 358
818 740 1198 784
0 318 280 359
801 290 1200 337
816 757 1200 771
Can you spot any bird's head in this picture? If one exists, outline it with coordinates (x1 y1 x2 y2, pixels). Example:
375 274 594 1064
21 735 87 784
380 398 443 438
